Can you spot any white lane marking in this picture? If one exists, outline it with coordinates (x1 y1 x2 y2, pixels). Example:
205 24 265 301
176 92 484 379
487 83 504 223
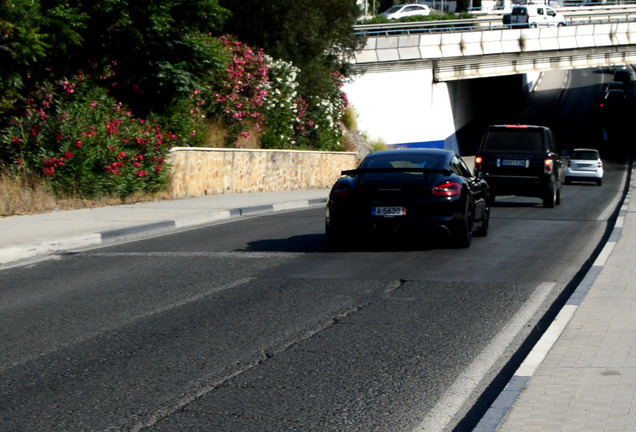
412 282 556 432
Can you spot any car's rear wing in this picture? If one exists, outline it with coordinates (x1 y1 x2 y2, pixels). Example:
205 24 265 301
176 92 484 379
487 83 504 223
341 167 452 176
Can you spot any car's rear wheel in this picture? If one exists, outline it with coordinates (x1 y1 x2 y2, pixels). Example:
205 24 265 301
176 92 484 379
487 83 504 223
597 178 603 186
325 223 346 251
543 184 556 208
454 200 473 248
474 205 490 237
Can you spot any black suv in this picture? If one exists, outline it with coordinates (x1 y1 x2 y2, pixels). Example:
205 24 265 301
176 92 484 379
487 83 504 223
474 125 565 208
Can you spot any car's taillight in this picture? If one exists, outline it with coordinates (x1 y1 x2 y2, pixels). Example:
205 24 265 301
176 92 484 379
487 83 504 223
432 181 462 197
474 155 483 170
544 159 554 174
331 182 352 197
598 161 603 168
567 160 572 167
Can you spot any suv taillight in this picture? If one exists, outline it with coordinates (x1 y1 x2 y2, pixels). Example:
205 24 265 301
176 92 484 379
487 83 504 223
544 159 554 174
474 156 483 170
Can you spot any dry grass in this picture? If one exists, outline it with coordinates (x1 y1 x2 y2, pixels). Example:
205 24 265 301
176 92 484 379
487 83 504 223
200 120 261 149
0 172 172 218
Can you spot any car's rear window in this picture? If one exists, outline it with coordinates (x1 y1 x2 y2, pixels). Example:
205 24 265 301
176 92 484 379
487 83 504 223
511 7 527 15
481 129 544 152
571 150 599 160
360 153 446 173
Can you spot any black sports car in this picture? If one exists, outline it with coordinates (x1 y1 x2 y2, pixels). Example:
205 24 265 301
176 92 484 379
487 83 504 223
325 148 490 250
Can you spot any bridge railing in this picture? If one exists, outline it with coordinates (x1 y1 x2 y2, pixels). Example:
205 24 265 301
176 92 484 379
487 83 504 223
354 18 636 80
354 7 636 36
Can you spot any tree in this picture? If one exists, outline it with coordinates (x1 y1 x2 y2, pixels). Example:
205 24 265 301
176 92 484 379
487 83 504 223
218 0 364 100
0 0 232 120
0 0 87 115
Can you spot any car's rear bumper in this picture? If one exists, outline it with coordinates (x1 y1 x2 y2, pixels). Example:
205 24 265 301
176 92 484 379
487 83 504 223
484 175 552 198
326 202 464 238
565 168 603 179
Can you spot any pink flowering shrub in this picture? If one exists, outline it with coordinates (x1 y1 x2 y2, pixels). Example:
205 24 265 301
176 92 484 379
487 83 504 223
178 37 348 151
0 72 175 198
181 36 269 148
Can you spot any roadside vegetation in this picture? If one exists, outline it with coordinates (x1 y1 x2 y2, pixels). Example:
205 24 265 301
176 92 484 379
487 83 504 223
0 0 364 216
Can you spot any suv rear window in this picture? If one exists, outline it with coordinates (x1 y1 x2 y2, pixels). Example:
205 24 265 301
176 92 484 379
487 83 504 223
481 129 544 152
511 7 527 15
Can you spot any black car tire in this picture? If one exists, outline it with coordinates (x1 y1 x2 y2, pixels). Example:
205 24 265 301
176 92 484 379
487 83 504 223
597 179 603 186
454 199 473 248
325 224 346 251
543 184 556 208
474 206 490 237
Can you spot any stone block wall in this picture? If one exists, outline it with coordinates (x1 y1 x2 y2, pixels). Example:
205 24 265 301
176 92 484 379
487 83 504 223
168 147 358 198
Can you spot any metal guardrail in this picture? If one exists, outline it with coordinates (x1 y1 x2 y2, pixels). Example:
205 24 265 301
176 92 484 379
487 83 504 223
354 5 636 36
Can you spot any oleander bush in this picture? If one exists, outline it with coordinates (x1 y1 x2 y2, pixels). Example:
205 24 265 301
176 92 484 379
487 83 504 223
0 71 175 199
0 0 360 205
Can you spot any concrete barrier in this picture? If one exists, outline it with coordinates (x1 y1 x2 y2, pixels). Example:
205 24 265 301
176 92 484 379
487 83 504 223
355 21 636 65
167 147 357 199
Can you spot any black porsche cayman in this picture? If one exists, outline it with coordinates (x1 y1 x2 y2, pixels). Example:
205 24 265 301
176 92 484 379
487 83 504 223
325 148 490 249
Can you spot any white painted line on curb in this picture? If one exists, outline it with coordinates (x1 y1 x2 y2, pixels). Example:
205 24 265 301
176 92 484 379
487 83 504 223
515 304 577 377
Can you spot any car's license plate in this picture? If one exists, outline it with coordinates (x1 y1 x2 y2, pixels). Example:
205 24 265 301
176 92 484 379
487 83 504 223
372 206 406 217
501 159 527 167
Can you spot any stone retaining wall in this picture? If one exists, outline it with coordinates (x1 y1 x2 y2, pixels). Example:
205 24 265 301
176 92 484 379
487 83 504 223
168 147 358 198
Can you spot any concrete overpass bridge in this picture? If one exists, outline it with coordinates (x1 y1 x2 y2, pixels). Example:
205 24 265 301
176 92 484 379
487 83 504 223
343 9 636 151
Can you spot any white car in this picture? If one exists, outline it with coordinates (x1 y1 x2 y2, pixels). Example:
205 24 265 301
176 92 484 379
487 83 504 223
565 148 603 186
382 4 430 20
508 5 566 27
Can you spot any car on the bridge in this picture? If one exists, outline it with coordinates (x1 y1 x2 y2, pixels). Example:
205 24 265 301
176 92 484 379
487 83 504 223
613 68 632 88
506 5 566 27
381 4 430 20
325 148 490 250
565 148 603 186
474 124 565 208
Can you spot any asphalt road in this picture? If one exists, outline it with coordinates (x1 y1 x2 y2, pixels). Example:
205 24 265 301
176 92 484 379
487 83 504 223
0 68 629 432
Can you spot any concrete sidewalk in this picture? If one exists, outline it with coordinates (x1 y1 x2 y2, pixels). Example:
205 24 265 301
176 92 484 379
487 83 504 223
0 188 329 267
